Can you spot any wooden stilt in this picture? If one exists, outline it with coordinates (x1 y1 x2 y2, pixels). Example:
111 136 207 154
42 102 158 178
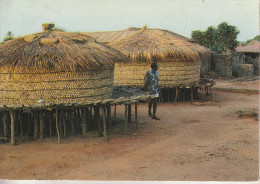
55 107 61 144
167 88 170 102
70 111 75 136
175 88 178 104
124 104 128 130
81 107 87 135
39 111 45 140
49 111 53 137
86 107 90 131
18 111 23 137
191 87 194 103
101 106 108 140
27 111 32 137
9 110 16 145
95 106 102 136
34 111 39 139
2 111 8 138
114 105 117 118
63 112 67 138
135 102 138 130
106 105 111 129
59 109 63 138
128 104 131 123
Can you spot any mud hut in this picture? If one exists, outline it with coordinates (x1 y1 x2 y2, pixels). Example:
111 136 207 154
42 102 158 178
0 23 127 106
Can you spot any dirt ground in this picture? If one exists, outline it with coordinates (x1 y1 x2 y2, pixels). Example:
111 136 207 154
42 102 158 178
0 79 259 181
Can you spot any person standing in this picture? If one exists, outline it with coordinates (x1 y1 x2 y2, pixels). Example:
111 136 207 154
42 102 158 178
143 62 160 120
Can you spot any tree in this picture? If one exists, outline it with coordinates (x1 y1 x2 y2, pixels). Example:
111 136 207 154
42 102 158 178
1 31 14 44
191 30 205 46
191 22 240 54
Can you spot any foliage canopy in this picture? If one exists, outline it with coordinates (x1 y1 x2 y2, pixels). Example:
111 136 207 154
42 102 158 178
191 22 240 54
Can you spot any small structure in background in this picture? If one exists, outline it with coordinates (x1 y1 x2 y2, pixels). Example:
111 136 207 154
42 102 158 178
236 40 260 76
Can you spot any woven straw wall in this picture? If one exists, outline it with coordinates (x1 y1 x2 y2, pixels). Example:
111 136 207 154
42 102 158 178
0 69 114 105
114 61 201 88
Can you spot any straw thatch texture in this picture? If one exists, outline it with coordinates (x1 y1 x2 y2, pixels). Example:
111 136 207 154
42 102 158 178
114 61 200 88
108 28 201 88
0 26 128 106
0 69 114 105
108 29 200 63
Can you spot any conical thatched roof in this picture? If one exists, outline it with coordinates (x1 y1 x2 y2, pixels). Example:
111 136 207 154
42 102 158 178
107 27 201 63
0 25 128 73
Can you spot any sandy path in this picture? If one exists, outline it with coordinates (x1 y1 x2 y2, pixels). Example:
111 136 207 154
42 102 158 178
0 90 258 181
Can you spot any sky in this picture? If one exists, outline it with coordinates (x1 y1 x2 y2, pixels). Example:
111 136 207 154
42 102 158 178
0 0 259 42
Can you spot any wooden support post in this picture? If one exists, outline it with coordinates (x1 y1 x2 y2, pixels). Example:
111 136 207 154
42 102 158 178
81 107 87 136
124 104 128 130
18 111 23 137
128 104 131 123
49 111 53 137
175 88 178 104
114 105 117 118
70 111 75 136
191 87 194 103
135 102 138 130
34 111 39 139
63 112 67 138
39 111 45 140
9 110 16 145
27 111 32 137
89 107 92 123
2 111 8 138
167 88 170 102
86 107 90 131
101 106 108 140
95 106 102 136
59 109 63 138
106 105 111 129
55 107 61 144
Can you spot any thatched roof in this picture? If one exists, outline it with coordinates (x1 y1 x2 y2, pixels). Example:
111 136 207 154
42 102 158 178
84 27 210 62
83 27 194 43
236 40 260 53
0 24 128 72
107 27 201 62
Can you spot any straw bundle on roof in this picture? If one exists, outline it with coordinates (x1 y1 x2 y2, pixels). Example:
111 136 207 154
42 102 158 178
108 27 201 88
0 24 128 106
